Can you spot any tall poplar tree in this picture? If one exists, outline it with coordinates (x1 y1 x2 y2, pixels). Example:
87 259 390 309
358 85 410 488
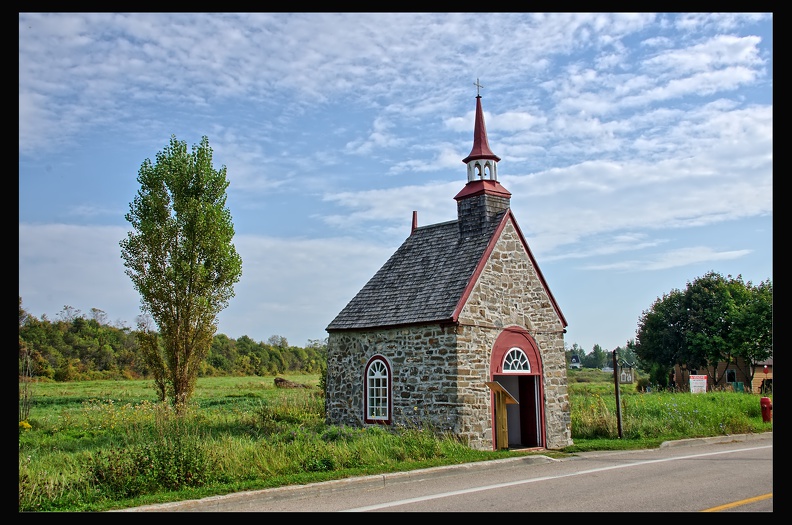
120 135 243 411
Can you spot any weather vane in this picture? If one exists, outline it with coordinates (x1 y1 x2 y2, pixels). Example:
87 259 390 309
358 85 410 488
474 78 483 96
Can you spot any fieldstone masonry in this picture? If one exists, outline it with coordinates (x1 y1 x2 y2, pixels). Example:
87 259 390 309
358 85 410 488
325 219 573 451
325 91 572 451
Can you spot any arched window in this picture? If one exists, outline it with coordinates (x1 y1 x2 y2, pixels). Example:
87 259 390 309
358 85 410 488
365 356 391 424
502 347 530 373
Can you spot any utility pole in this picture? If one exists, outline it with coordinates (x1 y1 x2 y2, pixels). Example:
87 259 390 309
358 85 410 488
613 349 623 438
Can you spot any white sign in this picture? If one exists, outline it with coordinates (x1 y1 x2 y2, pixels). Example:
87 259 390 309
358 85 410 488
690 374 707 393
620 369 633 384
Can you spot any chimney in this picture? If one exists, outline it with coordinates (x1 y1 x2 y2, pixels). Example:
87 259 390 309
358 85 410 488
454 182 511 237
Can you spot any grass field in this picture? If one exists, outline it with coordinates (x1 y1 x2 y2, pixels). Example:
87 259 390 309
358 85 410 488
19 372 772 512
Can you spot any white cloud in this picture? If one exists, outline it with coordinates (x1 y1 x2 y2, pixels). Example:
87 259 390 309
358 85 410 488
584 246 753 272
19 13 773 352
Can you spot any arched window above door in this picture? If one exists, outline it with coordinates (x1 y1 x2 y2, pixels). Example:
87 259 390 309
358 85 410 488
503 347 531 373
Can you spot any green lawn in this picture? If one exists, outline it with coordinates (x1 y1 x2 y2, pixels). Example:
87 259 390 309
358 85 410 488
19 374 772 511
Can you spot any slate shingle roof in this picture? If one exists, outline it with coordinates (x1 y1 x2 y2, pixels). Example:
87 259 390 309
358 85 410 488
326 213 505 331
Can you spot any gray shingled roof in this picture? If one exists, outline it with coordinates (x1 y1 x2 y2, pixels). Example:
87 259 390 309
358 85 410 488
326 213 505 331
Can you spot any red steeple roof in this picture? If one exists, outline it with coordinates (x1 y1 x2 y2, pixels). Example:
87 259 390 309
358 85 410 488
462 94 500 164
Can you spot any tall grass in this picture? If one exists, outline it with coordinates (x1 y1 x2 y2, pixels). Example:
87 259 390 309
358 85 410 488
19 374 772 512
570 389 766 439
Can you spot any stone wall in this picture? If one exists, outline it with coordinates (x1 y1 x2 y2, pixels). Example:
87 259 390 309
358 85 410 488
325 325 463 431
458 220 572 449
325 219 573 451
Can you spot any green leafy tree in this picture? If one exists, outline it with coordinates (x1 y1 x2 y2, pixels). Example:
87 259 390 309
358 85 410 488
634 272 772 388
267 334 288 349
634 288 689 386
615 341 638 367
727 277 772 387
681 272 772 387
582 344 607 369
207 333 238 374
120 135 242 411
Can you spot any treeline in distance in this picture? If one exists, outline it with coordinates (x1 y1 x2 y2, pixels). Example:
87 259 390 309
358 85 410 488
18 298 326 381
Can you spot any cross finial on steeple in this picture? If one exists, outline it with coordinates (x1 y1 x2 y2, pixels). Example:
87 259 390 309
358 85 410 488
474 78 483 97
462 81 500 177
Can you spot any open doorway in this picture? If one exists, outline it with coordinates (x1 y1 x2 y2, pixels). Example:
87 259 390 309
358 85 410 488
489 327 546 450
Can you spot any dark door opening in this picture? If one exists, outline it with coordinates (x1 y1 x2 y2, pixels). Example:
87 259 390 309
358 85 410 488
495 374 542 448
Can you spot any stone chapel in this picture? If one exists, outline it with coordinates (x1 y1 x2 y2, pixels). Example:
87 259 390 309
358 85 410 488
325 88 574 451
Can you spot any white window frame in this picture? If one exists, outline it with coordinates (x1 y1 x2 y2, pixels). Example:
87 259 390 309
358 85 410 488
502 347 531 373
366 356 390 422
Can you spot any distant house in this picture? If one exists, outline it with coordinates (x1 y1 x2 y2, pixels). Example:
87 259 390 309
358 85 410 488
569 355 582 369
324 89 574 451
752 358 773 394
672 356 773 393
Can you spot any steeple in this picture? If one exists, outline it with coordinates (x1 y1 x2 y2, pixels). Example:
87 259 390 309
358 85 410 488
462 78 501 182
455 80 511 238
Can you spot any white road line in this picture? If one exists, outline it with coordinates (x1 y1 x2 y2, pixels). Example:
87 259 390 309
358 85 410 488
342 445 773 512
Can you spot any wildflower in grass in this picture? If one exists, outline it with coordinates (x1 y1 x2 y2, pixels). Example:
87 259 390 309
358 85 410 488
19 420 32 431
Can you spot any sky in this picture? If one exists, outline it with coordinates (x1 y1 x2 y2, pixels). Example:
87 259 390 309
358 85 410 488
19 13 773 353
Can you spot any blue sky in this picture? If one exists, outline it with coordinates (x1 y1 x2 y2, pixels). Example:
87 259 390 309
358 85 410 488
19 13 773 352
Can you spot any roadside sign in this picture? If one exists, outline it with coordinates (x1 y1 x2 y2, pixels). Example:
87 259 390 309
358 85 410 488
690 374 707 393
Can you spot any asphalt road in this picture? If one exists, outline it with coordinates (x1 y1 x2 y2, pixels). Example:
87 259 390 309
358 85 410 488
117 432 772 513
